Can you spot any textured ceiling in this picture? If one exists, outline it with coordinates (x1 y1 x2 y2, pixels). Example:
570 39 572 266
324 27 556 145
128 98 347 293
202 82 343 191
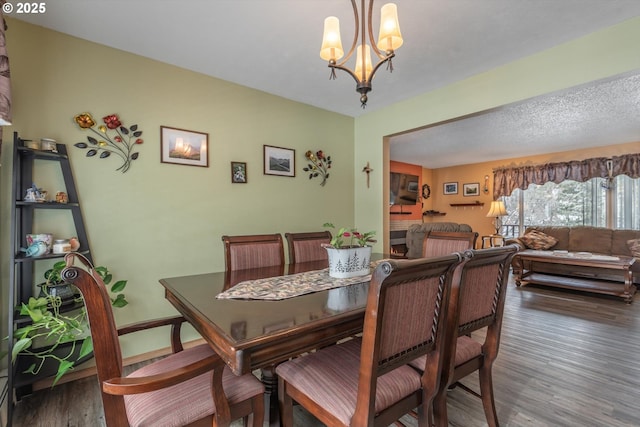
13 1 640 167
390 71 640 168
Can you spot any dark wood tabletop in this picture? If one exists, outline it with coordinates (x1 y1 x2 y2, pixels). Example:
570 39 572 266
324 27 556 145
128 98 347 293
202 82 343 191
159 256 386 377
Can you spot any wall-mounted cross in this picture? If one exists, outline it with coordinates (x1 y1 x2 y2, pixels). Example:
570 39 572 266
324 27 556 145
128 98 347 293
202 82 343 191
362 162 373 188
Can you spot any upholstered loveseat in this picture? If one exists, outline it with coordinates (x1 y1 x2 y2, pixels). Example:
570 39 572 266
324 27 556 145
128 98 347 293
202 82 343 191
509 226 640 289
405 222 473 259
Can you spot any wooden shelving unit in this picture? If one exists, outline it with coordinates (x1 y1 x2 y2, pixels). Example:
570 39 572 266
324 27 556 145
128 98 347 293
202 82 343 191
7 132 94 426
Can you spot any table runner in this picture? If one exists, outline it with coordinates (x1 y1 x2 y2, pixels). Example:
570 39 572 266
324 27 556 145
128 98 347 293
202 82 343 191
217 259 389 300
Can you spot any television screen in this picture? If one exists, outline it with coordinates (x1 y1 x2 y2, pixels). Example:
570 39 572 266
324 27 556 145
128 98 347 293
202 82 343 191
390 172 419 205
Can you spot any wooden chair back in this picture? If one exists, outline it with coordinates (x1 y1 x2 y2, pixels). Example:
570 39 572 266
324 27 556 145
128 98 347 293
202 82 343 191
422 231 478 258
435 244 519 426
284 231 332 264
62 253 265 427
60 253 133 425
353 254 466 425
221 233 284 271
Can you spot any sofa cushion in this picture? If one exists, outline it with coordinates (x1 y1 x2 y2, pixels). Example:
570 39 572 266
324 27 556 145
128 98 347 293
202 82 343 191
524 227 570 250
520 230 558 250
627 238 640 258
568 227 612 254
612 229 640 256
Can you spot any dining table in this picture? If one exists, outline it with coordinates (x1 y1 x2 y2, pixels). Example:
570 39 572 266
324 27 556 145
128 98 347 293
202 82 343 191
159 254 387 426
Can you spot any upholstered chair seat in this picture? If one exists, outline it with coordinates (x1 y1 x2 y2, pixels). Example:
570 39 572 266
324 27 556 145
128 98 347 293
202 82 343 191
276 338 423 425
121 343 261 426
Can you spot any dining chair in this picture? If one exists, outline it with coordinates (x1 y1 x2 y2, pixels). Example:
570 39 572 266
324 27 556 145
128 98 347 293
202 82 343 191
410 245 519 427
61 253 264 427
221 233 285 271
275 254 467 427
284 230 332 264
422 231 478 258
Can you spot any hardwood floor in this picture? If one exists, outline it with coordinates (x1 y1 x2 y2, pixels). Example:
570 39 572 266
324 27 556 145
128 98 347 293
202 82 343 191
9 275 640 426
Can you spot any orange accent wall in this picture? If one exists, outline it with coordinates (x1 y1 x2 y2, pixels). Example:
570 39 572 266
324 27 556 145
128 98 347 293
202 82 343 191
390 161 422 220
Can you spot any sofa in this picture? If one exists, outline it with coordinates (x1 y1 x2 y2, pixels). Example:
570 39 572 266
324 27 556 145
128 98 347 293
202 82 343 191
509 226 640 299
405 222 473 259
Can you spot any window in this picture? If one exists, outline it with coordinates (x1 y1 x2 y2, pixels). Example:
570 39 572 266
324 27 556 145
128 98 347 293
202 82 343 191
503 175 640 236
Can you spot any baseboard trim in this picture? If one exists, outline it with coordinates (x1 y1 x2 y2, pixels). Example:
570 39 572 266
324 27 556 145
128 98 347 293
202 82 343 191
31 338 206 391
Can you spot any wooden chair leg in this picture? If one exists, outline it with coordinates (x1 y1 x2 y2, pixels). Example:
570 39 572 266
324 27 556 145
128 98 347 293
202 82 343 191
251 393 264 427
478 365 499 427
278 379 294 427
432 390 449 427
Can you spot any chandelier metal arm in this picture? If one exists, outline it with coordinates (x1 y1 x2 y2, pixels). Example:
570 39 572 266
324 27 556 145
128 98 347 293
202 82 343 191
329 50 395 86
335 0 360 69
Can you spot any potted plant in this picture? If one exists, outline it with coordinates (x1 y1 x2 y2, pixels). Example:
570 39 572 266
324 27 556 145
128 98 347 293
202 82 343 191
7 260 127 385
323 223 376 278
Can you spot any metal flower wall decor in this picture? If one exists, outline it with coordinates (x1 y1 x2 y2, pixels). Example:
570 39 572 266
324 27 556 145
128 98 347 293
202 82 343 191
73 113 144 173
303 150 332 186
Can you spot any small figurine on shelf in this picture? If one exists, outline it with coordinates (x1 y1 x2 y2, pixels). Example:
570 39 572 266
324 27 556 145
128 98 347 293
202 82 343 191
69 236 80 251
24 183 47 202
22 241 48 257
55 191 68 204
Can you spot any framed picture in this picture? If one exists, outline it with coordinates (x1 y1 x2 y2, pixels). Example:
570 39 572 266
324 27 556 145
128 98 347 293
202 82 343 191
463 182 480 196
443 182 458 195
231 161 247 183
160 126 209 167
264 145 295 177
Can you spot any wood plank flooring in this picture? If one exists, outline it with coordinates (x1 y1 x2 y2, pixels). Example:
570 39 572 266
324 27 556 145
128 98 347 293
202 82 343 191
9 275 640 426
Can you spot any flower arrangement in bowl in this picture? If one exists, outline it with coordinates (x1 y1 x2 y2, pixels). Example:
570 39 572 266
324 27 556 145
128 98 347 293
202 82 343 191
323 222 376 248
323 223 376 278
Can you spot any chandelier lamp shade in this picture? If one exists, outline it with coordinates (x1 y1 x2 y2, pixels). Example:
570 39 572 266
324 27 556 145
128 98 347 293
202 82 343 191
320 0 403 108
486 200 508 236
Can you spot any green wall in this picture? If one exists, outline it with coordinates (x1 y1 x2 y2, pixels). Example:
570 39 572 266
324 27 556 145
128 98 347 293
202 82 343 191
0 19 354 358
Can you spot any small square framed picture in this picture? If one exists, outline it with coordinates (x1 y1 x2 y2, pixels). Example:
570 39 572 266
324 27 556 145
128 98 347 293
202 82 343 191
443 182 458 195
231 161 247 183
264 145 295 177
463 182 480 196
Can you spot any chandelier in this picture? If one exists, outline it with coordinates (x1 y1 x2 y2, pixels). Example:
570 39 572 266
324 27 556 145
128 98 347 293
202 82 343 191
320 1 403 108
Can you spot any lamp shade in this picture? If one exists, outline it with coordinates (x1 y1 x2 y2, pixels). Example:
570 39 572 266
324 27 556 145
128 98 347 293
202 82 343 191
354 44 373 81
486 201 507 217
320 16 344 61
377 3 403 52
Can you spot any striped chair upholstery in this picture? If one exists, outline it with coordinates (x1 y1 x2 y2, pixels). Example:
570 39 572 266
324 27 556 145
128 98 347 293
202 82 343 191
276 255 466 427
409 245 519 427
285 231 332 264
422 231 478 258
222 233 284 271
61 253 264 427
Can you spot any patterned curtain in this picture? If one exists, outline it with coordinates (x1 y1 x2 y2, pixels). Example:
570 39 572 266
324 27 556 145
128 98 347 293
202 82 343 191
0 0 12 152
493 153 640 199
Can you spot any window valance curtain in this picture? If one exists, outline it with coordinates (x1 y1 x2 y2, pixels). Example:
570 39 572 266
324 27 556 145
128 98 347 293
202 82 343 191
493 153 640 199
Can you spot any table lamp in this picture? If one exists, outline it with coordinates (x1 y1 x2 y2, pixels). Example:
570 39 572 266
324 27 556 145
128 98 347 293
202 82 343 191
486 200 507 236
